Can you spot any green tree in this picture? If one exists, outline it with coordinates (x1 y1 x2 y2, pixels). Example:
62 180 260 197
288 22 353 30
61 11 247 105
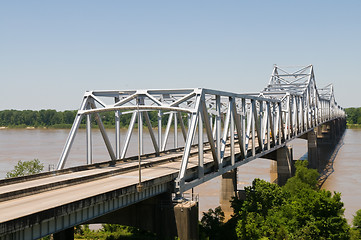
353 209 361 230
6 159 44 178
200 206 225 239
232 160 350 240
351 209 361 239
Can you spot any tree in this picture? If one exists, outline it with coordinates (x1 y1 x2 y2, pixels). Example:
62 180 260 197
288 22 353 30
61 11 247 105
351 209 361 239
200 206 225 239
6 159 44 178
353 209 361 230
233 161 350 240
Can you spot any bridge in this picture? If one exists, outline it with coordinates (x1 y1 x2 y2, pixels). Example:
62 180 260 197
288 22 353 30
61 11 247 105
0 65 346 240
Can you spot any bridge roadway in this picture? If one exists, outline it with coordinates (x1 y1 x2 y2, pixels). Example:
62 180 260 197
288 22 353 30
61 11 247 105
0 140 247 239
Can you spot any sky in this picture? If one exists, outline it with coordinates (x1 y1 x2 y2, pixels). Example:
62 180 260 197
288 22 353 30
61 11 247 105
0 1 360 110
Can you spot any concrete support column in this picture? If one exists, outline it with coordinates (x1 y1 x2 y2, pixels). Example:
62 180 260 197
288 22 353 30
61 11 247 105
220 169 237 220
308 129 318 170
316 125 323 138
276 146 293 186
270 160 278 184
53 227 74 240
174 201 199 240
336 119 341 140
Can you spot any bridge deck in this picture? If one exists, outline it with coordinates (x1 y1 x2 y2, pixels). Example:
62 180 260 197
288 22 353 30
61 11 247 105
0 142 240 224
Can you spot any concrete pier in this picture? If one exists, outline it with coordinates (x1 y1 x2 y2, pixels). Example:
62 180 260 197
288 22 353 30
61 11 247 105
174 201 199 240
220 169 237 220
276 146 294 186
308 129 319 170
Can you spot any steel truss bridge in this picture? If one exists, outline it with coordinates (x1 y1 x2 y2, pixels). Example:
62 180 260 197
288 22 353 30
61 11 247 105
0 65 345 239
58 64 344 194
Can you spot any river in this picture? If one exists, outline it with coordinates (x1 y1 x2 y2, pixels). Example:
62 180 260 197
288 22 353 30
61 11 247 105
0 128 360 223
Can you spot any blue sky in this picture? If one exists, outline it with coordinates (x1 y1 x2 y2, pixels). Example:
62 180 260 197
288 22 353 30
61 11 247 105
0 1 360 110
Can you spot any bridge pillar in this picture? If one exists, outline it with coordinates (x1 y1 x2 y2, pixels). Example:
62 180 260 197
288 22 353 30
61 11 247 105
308 129 319 170
276 146 294 186
220 169 237 220
53 227 74 240
174 200 199 240
270 160 278 184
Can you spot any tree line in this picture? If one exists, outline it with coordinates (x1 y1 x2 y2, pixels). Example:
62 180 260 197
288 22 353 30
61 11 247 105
0 109 77 128
0 109 175 128
0 107 359 129
345 107 361 125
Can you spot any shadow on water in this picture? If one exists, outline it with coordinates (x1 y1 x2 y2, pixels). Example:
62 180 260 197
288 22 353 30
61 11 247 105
317 133 345 189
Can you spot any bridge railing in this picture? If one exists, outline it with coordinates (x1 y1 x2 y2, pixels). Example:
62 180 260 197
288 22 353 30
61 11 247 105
57 65 345 195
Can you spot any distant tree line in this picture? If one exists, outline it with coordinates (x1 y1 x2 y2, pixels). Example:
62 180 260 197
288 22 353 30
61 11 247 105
0 109 77 128
345 107 361 125
1 107 359 129
0 109 183 128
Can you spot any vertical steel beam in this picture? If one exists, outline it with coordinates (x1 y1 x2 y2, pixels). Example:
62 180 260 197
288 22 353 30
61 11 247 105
259 100 264 150
198 113 204 178
138 111 143 156
279 103 283 144
158 110 162 149
174 111 178 148
251 100 256 156
216 95 222 168
86 113 92 165
246 101 252 150
242 98 247 158
230 98 235 165
266 103 270 150
115 110 121 159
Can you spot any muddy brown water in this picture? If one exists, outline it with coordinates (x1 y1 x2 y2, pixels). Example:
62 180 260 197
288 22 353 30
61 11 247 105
0 128 359 223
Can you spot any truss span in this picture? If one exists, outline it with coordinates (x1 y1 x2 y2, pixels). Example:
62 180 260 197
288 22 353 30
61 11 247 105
57 65 345 194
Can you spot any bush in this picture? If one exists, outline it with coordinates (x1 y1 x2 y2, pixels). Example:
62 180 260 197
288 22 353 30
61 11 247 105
6 159 44 178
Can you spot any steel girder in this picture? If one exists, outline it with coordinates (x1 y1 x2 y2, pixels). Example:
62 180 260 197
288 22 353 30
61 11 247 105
57 65 345 195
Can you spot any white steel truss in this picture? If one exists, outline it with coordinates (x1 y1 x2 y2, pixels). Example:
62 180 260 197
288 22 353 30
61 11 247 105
57 65 345 195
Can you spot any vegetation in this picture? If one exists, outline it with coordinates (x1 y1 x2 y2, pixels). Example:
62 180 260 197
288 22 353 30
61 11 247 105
74 224 158 240
345 107 361 128
1 107 360 129
0 109 182 129
199 160 357 240
351 210 361 239
6 159 44 178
